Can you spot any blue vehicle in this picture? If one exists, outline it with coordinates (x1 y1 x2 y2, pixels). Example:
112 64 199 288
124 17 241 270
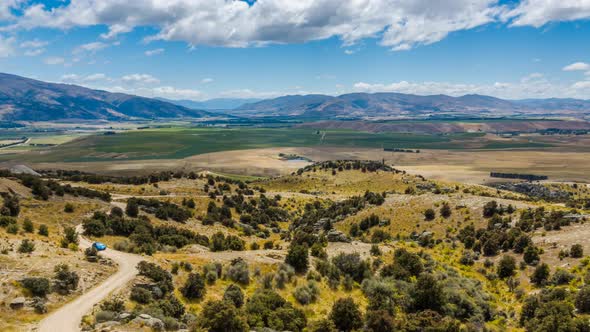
92 242 107 251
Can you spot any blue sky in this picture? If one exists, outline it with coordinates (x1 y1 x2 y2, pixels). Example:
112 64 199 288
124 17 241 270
0 0 589 100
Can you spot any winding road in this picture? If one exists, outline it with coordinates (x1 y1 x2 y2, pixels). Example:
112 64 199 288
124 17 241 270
38 225 143 332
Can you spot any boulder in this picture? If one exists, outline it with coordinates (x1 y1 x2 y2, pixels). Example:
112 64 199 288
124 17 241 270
326 229 350 243
9 297 26 310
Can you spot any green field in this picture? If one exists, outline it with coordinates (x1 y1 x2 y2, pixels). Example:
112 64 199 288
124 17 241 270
0 127 558 163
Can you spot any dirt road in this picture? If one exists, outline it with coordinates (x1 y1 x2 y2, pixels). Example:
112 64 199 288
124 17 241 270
38 226 143 332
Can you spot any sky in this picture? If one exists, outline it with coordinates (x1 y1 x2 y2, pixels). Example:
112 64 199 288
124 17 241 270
0 0 589 101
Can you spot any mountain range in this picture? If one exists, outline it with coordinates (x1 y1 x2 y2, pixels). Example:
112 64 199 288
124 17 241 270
0 73 213 121
0 72 589 121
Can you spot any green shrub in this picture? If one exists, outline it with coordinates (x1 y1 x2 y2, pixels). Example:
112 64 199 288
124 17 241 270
180 273 206 300
18 239 35 253
329 297 362 332
21 277 50 297
223 284 244 308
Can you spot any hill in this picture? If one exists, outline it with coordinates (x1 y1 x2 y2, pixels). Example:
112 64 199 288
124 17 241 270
159 97 261 110
235 92 590 119
0 73 215 121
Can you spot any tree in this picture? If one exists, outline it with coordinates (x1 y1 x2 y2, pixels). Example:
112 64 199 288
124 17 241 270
285 244 309 273
440 202 452 218
570 244 584 258
309 319 337 332
575 286 590 314
21 277 50 297
531 263 550 286
223 284 244 308
424 208 436 221
412 273 444 313
329 297 363 332
200 300 248 332
60 226 79 248
524 246 540 265
483 201 498 218
126 198 139 217
227 258 250 285
180 273 206 300
365 310 395 332
497 255 517 279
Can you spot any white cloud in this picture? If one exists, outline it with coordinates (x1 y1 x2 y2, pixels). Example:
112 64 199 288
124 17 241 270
121 73 160 84
563 62 590 71
74 41 109 54
200 78 214 84
145 48 164 56
352 73 590 99
344 49 355 55
20 39 47 49
6 0 504 51
0 0 21 22
61 73 110 83
0 35 15 57
24 48 45 56
503 0 590 27
43 56 65 65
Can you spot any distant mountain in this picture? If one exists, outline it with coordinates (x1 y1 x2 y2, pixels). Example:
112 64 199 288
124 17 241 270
234 92 590 119
0 73 215 121
159 97 261 110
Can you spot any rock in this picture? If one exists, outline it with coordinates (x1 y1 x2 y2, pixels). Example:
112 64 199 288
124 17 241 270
132 314 164 329
9 164 41 176
326 229 350 243
94 321 120 330
9 297 26 310
139 313 151 319
118 312 131 320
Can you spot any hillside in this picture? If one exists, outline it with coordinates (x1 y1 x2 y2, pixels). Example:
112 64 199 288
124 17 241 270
0 73 214 121
235 92 590 119
159 97 261 110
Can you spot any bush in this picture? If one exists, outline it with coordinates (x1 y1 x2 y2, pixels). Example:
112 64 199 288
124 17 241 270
309 319 337 332
23 218 34 233
126 199 139 217
332 252 371 283
137 261 174 293
523 246 540 265
551 269 575 285
226 258 250 285
440 202 452 218
570 244 584 258
365 310 395 332
95 310 116 323
497 255 516 279
531 263 550 286
200 300 248 332
130 286 153 304
223 284 244 308
6 223 18 234
53 264 79 294
412 273 444 313
18 239 35 253
576 286 590 313
180 273 206 300
293 281 320 305
245 289 306 332
285 244 309 273
100 297 125 312
21 277 50 297
424 208 436 221
64 203 75 213
60 227 79 249
38 224 49 236
329 297 362 332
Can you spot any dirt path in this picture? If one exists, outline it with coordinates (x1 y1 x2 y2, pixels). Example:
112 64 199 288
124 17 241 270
37 225 143 332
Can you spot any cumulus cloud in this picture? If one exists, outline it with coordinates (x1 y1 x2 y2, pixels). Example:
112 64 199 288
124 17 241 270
200 78 214 84
352 73 590 99
43 56 65 65
145 48 164 56
0 0 21 22
0 35 15 57
6 0 504 51
121 73 160 84
502 0 590 27
74 41 109 54
563 62 590 71
24 48 45 56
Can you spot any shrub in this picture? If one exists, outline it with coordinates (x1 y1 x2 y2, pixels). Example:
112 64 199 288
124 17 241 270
38 224 49 236
6 223 18 234
200 300 248 332
95 310 116 323
329 297 362 332
126 199 139 217
523 246 540 265
551 269 575 285
18 239 35 253
64 203 75 213
100 297 125 312
223 284 244 308
137 261 174 293
497 255 516 279
332 252 371 282
309 319 337 332
23 218 34 233
293 281 320 305
424 208 436 221
285 244 309 273
412 273 444 313
60 227 79 248
531 263 550 286
365 310 395 332
130 286 153 304
440 202 452 218
575 286 590 313
570 244 584 258
180 273 206 300
21 277 50 297
226 258 250 285
53 264 79 294
245 289 306 332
